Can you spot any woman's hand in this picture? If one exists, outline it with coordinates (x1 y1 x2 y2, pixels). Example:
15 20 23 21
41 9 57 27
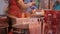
16 0 35 9
31 2 35 6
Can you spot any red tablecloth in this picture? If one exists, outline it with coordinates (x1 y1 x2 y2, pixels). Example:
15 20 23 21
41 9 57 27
9 32 12 34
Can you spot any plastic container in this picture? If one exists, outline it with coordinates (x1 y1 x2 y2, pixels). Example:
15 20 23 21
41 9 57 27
0 16 8 34
12 24 29 34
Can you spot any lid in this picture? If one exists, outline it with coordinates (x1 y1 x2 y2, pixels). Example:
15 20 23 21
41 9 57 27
12 24 29 29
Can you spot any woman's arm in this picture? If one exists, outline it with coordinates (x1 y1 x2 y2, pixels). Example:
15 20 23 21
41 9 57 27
16 0 35 9
7 14 17 19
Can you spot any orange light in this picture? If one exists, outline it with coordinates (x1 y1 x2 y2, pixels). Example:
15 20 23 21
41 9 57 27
41 9 45 16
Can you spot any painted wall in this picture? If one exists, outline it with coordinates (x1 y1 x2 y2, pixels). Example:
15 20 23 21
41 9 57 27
0 0 8 15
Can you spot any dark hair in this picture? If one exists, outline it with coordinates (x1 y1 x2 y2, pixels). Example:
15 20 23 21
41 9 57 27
53 1 60 9
55 1 60 5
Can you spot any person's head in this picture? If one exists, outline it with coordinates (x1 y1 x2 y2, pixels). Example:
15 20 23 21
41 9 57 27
55 0 60 5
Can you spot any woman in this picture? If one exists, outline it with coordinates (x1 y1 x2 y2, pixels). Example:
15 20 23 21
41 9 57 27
7 0 35 32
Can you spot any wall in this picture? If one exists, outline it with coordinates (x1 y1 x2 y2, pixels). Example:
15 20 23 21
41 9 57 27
0 0 8 15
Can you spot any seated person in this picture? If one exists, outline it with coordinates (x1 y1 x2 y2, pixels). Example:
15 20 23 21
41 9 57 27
53 0 60 10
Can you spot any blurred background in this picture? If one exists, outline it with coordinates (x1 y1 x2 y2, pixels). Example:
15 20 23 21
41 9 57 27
0 0 60 34
0 0 59 15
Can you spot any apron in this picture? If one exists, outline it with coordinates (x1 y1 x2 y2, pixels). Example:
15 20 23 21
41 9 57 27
8 0 22 18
